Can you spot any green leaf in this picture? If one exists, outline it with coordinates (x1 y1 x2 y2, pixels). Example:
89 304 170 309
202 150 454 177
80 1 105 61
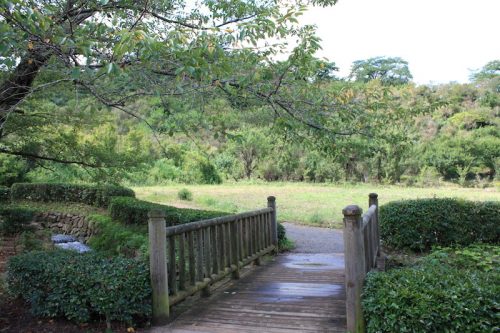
71 68 80 79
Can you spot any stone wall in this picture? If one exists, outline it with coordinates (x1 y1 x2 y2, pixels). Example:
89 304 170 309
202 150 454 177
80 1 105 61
33 212 99 243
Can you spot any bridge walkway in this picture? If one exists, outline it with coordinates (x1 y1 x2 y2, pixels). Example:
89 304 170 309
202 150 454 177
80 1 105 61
150 252 346 333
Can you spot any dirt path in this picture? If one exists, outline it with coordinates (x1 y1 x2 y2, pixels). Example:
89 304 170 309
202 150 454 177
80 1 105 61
282 222 344 253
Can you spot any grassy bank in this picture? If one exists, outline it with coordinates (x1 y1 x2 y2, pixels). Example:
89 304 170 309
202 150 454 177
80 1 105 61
134 183 500 228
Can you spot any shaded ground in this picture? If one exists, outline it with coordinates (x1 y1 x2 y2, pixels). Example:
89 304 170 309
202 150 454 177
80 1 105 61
282 222 343 253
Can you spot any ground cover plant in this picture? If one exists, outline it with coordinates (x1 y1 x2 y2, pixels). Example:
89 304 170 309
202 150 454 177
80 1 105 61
363 245 499 333
87 214 149 258
133 183 500 227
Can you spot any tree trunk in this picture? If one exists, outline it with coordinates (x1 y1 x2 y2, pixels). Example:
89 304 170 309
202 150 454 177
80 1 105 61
0 44 52 139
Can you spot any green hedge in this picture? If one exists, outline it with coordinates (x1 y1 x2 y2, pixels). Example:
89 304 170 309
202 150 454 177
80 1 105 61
109 196 227 225
0 205 37 235
0 186 9 201
10 183 135 208
380 198 500 252
7 250 151 324
363 245 499 332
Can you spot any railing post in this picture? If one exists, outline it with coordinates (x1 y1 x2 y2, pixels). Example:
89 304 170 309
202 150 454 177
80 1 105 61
343 205 365 333
369 193 380 256
148 210 169 324
267 196 277 248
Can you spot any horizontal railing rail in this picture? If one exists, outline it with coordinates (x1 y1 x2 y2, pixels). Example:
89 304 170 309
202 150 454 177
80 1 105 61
148 196 278 324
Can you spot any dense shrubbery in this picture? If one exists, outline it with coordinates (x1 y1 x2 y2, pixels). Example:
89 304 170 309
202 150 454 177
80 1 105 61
10 183 135 207
380 198 500 252
87 215 148 257
363 245 499 332
109 196 226 225
0 186 10 201
0 206 37 235
7 250 151 324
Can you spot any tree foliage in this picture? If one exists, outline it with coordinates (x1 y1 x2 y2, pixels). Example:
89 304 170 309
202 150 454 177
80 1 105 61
0 0 341 167
349 56 413 85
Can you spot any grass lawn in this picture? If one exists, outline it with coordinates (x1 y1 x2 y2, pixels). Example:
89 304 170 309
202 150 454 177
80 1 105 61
134 182 500 228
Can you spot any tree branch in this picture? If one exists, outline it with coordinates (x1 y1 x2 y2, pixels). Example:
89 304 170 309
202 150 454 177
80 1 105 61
0 148 102 167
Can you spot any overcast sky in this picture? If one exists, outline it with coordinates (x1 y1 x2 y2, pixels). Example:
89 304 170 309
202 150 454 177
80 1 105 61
300 0 500 85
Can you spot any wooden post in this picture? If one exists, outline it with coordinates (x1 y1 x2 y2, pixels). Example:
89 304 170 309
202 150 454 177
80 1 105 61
369 193 380 257
148 210 169 324
268 196 277 247
343 205 365 333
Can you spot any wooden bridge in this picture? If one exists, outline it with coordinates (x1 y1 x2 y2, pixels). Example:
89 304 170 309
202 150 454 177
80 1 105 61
147 194 381 333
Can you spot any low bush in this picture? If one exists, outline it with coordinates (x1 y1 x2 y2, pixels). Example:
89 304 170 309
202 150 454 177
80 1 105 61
87 214 148 257
177 188 193 201
7 250 151 325
109 196 226 225
0 186 10 202
277 222 286 242
363 245 499 333
380 198 500 252
10 183 135 208
0 206 37 235
16 230 52 253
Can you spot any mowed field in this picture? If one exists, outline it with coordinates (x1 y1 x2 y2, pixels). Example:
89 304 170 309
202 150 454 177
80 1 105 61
134 183 500 228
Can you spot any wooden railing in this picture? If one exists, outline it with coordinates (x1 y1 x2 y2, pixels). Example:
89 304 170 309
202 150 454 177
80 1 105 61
343 193 380 333
148 196 278 324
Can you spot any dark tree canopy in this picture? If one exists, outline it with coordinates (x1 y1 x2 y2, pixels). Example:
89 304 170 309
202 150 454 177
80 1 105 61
349 56 413 85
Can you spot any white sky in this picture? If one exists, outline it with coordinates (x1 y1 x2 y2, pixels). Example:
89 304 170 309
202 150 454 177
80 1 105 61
301 0 500 85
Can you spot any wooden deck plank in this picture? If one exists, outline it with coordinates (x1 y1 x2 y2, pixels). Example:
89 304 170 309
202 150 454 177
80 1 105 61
149 253 346 333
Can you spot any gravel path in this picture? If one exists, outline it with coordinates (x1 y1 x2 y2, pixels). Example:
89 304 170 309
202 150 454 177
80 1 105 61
282 222 344 253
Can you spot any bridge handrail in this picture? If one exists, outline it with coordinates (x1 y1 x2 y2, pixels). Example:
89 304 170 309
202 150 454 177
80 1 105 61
148 196 278 324
343 193 380 333
165 207 274 237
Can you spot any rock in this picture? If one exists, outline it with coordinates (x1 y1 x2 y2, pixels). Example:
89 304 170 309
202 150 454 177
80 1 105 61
54 241 91 253
51 234 77 243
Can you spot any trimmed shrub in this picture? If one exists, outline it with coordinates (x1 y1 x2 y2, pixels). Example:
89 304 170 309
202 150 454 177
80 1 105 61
0 206 37 235
109 196 226 225
380 198 500 252
177 188 193 201
7 250 151 324
10 183 135 207
363 245 499 332
0 186 10 202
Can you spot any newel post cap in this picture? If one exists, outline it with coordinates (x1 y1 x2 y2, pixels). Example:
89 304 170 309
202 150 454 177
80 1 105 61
342 205 363 217
148 209 166 219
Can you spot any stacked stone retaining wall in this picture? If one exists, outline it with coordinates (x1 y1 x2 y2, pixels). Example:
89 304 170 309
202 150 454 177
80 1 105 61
33 212 98 243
